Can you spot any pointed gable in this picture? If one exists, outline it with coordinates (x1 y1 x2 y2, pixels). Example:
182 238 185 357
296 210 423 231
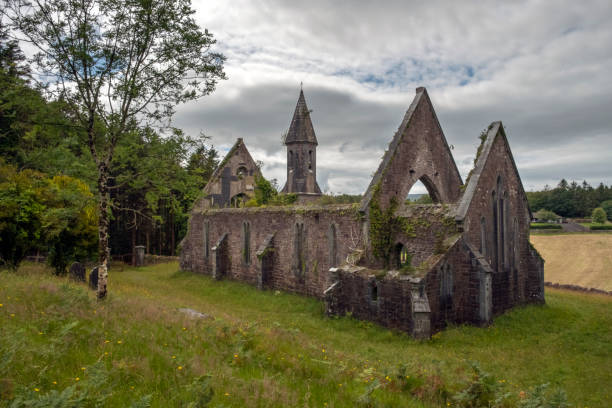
199 138 262 208
360 87 463 212
455 122 531 222
284 90 318 145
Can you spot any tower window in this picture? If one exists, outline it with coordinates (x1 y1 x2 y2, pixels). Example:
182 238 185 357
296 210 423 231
242 221 251 265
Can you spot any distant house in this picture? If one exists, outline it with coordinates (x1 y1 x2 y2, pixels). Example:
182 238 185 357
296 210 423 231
180 87 544 339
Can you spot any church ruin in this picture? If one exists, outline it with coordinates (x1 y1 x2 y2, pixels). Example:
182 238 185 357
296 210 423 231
180 87 545 339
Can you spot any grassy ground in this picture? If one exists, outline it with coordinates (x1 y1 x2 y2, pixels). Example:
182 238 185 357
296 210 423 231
531 234 612 291
1 262 611 407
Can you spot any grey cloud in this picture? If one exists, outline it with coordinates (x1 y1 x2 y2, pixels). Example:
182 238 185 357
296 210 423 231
182 0 612 193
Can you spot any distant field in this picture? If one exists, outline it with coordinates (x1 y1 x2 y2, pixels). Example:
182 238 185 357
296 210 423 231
1 262 611 407
531 234 612 291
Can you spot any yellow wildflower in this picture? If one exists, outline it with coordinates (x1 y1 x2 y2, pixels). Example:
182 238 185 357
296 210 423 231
177 366 183 370
75 377 80 382
34 388 39 392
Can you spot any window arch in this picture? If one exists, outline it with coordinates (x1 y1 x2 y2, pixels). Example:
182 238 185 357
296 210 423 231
393 243 411 269
480 217 487 256
293 222 305 277
204 221 210 259
242 221 251 265
328 224 337 267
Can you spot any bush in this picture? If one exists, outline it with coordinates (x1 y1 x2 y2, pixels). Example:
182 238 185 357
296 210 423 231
530 223 562 230
590 225 612 230
591 207 607 224
599 200 612 221
534 209 560 222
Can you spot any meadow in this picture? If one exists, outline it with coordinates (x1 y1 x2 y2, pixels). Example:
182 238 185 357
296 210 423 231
1 262 610 407
531 233 612 291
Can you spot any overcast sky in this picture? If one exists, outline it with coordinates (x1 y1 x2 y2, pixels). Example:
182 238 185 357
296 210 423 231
174 0 612 195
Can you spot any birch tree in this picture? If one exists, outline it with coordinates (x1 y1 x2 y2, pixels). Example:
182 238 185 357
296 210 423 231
2 0 226 298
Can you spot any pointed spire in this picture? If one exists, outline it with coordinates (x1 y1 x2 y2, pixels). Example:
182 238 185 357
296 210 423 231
284 89 318 145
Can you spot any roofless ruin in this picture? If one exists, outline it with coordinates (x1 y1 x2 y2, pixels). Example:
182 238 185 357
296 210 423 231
180 87 545 339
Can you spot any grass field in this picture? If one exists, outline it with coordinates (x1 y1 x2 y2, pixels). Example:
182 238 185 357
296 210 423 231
531 233 612 291
1 262 611 407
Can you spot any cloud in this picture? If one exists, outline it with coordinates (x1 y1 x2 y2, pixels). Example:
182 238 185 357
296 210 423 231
176 0 612 194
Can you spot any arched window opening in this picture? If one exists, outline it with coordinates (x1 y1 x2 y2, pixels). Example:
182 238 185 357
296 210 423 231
406 176 441 204
491 190 498 269
308 150 313 170
289 150 293 167
328 224 337 267
293 222 305 277
393 243 412 270
231 193 247 208
242 221 251 265
204 221 210 259
440 263 453 307
370 280 378 302
236 166 248 178
480 217 487 257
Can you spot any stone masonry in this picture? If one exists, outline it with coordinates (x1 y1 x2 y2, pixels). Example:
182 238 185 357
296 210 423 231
180 87 545 339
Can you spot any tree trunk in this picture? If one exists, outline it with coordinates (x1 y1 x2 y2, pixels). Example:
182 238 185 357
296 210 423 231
97 161 110 299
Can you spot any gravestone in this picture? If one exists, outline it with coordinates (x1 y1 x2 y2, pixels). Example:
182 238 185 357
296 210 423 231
69 262 86 282
89 266 99 290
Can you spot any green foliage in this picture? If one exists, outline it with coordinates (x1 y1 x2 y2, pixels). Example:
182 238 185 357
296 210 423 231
45 176 98 275
534 209 560 222
530 223 562 230
317 194 363 205
600 200 612 221
591 207 607 224
527 180 612 218
368 187 403 268
589 225 612 230
0 161 97 271
453 362 509 407
406 194 433 205
0 162 46 269
246 174 297 207
253 174 278 205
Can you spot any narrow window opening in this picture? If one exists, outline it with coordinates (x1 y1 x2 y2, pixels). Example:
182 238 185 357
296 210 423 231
204 222 210 259
328 224 337 267
242 222 251 265
370 281 378 302
480 217 486 256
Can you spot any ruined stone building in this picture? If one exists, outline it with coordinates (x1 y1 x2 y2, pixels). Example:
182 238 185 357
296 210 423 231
180 87 545 338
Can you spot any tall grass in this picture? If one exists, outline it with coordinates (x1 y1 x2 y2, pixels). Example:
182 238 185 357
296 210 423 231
1 262 610 407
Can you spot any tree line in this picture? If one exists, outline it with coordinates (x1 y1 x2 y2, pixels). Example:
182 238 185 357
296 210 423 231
0 20 221 276
526 179 612 219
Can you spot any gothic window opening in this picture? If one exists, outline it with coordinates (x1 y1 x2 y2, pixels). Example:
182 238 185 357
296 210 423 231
328 224 337 267
440 263 453 308
394 243 412 269
236 166 248 178
242 221 251 265
308 150 313 170
289 150 293 168
293 222 305 277
370 280 378 302
480 217 487 256
204 221 210 259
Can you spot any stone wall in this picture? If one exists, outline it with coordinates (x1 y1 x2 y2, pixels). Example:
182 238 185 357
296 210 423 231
181 204 363 298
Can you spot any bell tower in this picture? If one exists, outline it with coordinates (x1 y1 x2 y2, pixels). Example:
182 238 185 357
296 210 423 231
281 88 322 196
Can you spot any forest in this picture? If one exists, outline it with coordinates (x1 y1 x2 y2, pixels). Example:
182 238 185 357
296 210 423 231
0 29 219 270
526 179 612 219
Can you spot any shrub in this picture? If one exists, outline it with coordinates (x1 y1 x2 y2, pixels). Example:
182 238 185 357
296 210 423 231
590 225 612 230
530 224 562 230
534 209 560 222
600 200 612 221
591 207 607 224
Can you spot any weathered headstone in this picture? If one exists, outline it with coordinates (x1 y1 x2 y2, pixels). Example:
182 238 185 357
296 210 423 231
69 262 86 282
134 245 145 266
88 266 99 290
